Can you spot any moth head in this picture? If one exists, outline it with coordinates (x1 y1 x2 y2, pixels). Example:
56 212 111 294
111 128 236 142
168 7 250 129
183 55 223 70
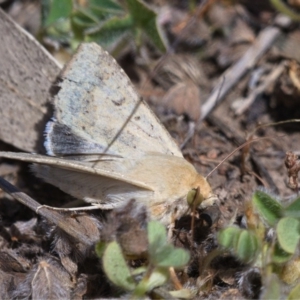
190 174 218 208
150 175 218 226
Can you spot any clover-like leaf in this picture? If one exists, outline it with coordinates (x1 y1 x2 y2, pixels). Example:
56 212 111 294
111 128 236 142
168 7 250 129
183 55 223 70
218 227 259 263
147 221 168 257
218 226 240 249
272 242 293 264
102 241 136 291
285 197 300 218
252 190 283 226
155 246 190 268
147 221 190 268
277 217 300 254
235 230 259 263
133 267 169 297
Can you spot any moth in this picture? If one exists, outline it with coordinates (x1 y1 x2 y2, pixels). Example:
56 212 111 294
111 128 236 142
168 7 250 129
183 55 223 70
0 43 216 225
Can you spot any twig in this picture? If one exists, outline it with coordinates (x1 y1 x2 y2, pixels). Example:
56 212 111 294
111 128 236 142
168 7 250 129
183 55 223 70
233 62 286 115
200 15 289 121
180 121 195 150
169 267 183 290
0 176 97 246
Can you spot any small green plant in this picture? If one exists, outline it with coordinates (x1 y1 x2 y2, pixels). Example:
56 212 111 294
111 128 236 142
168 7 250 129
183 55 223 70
41 0 167 53
96 220 191 298
218 189 300 299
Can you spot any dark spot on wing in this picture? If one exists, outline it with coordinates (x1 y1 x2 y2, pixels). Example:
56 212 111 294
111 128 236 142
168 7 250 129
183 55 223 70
47 122 104 155
112 97 125 106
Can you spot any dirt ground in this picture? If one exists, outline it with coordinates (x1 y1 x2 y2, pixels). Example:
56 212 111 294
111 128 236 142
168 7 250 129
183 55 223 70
1 0 300 299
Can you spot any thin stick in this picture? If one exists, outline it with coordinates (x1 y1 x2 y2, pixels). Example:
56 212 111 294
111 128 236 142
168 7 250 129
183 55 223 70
200 16 289 121
0 176 97 246
169 266 183 290
233 62 286 115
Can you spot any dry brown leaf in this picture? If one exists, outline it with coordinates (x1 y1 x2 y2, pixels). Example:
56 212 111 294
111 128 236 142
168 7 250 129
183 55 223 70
102 200 148 259
162 80 201 121
230 18 255 45
31 259 73 299
154 54 206 89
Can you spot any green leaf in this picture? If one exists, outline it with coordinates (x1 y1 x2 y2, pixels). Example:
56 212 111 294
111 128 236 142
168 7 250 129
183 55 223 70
73 0 124 27
86 15 133 49
288 283 300 300
95 241 107 258
132 266 147 275
147 221 189 268
218 228 259 263
89 0 123 12
144 267 169 291
235 230 259 263
285 197 300 218
141 16 166 52
125 0 166 51
272 242 293 264
252 190 283 226
147 221 168 257
102 241 136 291
72 8 103 29
44 0 73 27
126 0 155 27
41 0 166 53
133 267 169 297
218 227 241 249
277 217 300 254
155 247 190 268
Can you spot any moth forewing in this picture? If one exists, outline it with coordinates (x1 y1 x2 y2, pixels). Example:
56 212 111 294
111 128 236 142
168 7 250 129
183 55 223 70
45 43 182 158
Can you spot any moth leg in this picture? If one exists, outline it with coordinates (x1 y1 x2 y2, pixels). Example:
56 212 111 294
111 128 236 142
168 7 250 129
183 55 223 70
167 210 178 240
200 194 218 209
35 204 106 214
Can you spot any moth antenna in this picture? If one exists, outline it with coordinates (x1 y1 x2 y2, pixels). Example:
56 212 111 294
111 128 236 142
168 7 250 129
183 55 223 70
205 136 279 179
247 119 300 139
